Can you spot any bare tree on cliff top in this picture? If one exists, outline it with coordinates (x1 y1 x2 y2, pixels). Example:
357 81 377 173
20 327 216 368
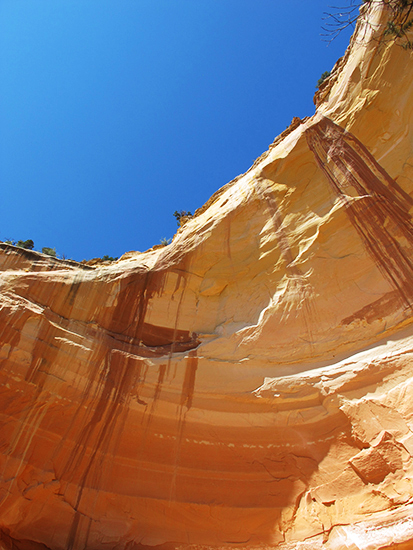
322 0 413 48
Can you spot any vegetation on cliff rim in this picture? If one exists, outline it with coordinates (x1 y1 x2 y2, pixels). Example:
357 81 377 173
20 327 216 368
316 70 331 88
1 239 120 263
4 240 61 258
173 210 193 227
2 210 189 259
324 0 413 48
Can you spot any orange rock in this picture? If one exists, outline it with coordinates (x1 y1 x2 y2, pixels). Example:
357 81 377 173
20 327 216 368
1 2 413 549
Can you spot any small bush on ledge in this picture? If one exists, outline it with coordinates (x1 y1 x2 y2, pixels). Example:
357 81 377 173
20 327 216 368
316 71 331 88
42 247 57 257
173 210 193 227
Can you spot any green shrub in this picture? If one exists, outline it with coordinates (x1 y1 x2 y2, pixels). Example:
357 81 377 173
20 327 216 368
42 247 57 257
16 239 34 250
160 238 172 246
173 210 192 226
316 71 331 88
102 255 118 262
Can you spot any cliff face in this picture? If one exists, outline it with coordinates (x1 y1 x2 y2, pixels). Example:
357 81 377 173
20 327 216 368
1 3 413 549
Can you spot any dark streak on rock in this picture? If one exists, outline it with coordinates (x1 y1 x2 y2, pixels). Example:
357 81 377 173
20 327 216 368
64 348 143 549
144 363 167 432
342 289 403 325
307 116 413 307
181 350 198 411
0 250 203 548
154 363 166 404
165 257 191 377
169 350 198 502
25 321 59 391
66 281 81 307
108 265 199 355
110 270 164 340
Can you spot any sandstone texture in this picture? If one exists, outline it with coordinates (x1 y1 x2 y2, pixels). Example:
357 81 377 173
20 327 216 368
1 3 413 549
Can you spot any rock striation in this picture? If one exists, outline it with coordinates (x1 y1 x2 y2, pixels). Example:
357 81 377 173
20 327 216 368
1 3 413 549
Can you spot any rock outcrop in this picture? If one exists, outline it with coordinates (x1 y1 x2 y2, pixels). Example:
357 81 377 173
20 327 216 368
1 3 413 549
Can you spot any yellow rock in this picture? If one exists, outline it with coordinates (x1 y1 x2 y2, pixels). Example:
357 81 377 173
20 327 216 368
1 2 413 549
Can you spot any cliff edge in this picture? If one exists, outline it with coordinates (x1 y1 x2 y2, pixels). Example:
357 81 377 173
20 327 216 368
1 2 413 549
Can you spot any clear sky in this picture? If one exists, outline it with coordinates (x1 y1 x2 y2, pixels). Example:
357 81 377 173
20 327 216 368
0 1 354 261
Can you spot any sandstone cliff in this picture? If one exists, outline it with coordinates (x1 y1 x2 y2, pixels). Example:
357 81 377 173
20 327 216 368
1 3 413 549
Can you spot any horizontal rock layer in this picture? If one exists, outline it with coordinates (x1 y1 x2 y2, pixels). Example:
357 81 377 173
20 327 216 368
1 3 413 549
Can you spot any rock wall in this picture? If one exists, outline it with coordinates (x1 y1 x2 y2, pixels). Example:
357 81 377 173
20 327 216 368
1 3 413 549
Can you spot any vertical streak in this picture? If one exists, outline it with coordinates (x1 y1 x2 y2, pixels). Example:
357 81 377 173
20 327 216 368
306 116 413 306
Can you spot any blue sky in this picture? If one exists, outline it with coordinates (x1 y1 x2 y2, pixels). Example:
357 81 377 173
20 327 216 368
0 1 354 261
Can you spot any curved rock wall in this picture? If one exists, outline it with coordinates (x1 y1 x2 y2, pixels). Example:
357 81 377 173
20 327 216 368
1 3 413 549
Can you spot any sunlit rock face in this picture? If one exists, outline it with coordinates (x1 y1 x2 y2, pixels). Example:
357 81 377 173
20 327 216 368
1 4 413 550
